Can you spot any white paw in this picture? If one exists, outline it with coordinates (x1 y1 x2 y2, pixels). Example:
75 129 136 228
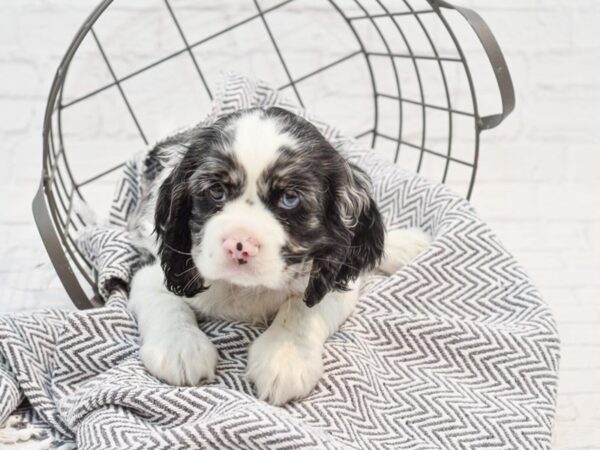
140 326 218 386
246 328 323 405
379 227 432 274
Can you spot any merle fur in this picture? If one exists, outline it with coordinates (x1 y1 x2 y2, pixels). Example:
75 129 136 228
153 107 385 306
154 114 244 297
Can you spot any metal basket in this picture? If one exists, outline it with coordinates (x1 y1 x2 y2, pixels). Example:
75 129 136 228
33 0 515 309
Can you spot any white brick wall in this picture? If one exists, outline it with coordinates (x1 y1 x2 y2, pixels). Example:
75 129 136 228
0 1 598 448
455 3 600 448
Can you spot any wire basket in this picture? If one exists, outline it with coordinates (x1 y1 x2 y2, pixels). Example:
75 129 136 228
33 0 514 309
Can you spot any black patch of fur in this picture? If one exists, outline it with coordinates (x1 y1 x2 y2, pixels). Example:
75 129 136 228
155 115 245 297
258 107 385 307
301 164 385 307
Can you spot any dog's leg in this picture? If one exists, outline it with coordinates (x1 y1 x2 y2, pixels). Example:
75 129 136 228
129 263 218 386
378 228 432 274
246 283 359 405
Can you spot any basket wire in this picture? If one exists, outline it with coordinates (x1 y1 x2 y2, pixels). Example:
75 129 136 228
34 0 515 308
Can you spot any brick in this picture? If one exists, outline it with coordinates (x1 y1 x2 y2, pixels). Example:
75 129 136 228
513 249 566 272
564 144 600 182
558 369 600 394
0 59 44 98
557 324 600 346
0 6 23 55
472 182 540 221
477 145 565 183
572 5 600 48
588 223 600 254
536 182 600 221
546 303 599 325
528 98 599 144
554 394 577 422
0 98 37 134
0 187 38 225
571 394 600 420
551 418 600 450
489 220 595 258
531 50 600 100
542 287 582 307
559 346 600 370
458 0 541 10
573 288 600 310
465 10 572 52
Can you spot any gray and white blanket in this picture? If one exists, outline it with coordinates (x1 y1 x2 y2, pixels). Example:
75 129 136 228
0 73 560 449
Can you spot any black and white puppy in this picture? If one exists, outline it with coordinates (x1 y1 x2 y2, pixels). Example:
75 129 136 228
129 107 430 405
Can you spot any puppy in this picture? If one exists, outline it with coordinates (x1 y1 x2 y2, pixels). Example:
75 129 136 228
129 107 430 405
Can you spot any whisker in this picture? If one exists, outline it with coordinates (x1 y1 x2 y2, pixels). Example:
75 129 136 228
162 242 194 256
175 261 198 277
183 272 202 292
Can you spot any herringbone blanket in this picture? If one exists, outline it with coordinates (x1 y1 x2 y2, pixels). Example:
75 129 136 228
0 73 560 449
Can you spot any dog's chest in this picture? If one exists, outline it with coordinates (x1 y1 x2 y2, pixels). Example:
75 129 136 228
185 282 293 324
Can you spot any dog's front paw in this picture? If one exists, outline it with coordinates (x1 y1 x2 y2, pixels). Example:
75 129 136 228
140 326 218 386
246 329 323 405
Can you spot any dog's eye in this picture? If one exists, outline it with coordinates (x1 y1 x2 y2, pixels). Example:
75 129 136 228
208 183 226 202
278 190 300 210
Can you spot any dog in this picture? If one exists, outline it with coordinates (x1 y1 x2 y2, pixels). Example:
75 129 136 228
129 107 430 405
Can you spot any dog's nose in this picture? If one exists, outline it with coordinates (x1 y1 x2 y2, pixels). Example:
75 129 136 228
222 237 260 265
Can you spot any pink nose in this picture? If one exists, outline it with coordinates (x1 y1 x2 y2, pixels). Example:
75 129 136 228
222 237 260 265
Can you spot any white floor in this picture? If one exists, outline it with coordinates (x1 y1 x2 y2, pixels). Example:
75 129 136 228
1 1 599 448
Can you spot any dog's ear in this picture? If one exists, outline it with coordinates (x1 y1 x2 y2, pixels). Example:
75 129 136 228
155 159 206 298
303 161 385 307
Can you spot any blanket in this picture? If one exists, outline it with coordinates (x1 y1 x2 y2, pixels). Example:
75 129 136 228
0 73 560 449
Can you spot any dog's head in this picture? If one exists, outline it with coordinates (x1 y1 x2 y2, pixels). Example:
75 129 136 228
155 107 384 307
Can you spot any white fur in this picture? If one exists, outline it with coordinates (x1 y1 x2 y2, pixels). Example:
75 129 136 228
379 228 432 275
129 264 218 386
194 198 290 290
129 228 431 402
230 111 295 188
246 282 359 405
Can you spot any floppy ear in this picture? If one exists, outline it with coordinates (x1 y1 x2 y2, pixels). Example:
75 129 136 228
155 162 207 297
303 161 385 307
